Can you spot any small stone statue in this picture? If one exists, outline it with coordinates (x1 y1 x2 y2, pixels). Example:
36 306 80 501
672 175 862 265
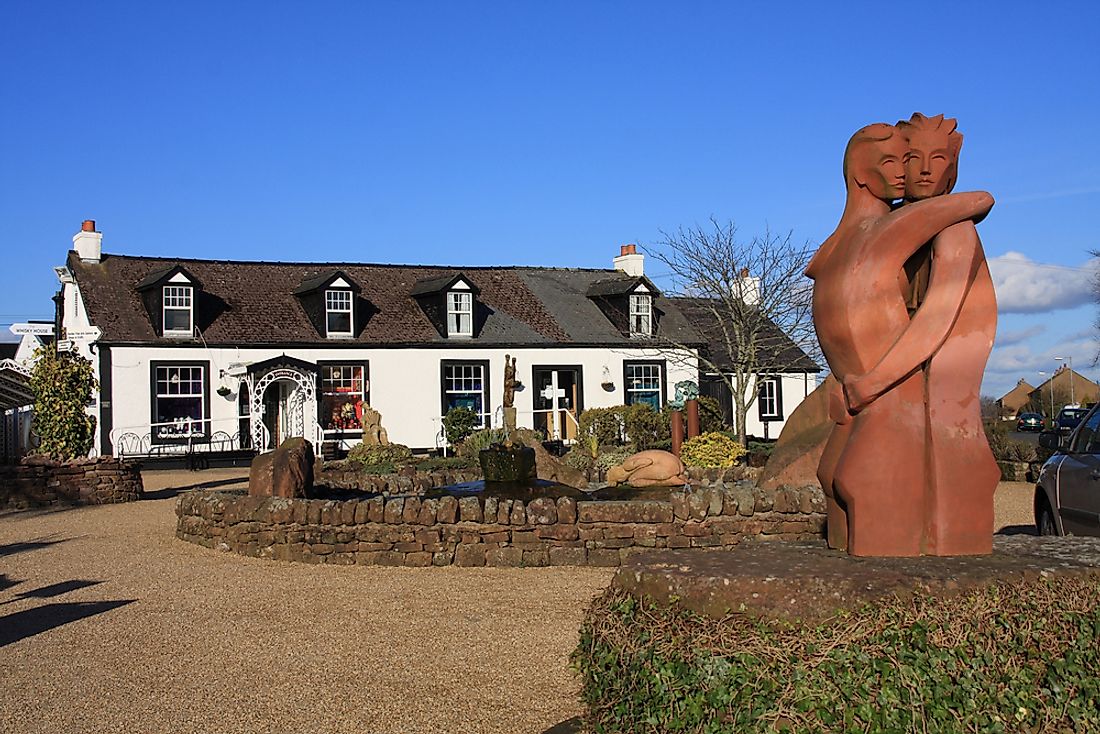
606 450 688 488
503 354 517 409
359 404 389 446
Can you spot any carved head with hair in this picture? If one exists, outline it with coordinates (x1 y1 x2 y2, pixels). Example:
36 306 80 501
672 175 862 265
897 112 963 201
842 123 908 203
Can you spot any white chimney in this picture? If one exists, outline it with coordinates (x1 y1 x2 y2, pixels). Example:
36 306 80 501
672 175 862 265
613 243 644 277
73 219 102 263
737 267 760 306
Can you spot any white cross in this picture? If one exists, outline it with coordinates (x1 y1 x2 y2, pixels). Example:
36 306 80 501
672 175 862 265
541 386 566 401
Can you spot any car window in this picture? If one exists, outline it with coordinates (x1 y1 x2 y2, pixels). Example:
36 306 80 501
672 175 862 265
1072 409 1100 453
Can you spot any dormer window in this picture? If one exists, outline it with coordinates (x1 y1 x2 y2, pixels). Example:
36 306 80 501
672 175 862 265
137 265 202 339
411 273 481 339
629 293 652 337
587 274 661 339
325 289 353 337
447 290 473 337
163 285 193 337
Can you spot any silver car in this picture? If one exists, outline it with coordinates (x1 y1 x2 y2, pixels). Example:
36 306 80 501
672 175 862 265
1036 403 1100 536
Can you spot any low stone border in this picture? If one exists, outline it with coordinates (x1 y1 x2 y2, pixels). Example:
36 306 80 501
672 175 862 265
317 463 758 496
317 464 481 493
1 456 144 510
175 483 826 567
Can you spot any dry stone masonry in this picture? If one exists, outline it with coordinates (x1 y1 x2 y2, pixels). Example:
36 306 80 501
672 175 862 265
0 456 143 510
175 482 826 567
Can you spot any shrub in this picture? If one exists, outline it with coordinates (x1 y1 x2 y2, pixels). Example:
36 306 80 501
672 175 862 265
28 346 98 460
745 440 775 468
697 394 730 433
579 407 627 446
347 442 412 467
456 427 508 458
680 431 746 468
595 447 634 471
442 406 479 445
984 421 1038 463
563 445 595 472
623 403 670 451
575 579 1100 733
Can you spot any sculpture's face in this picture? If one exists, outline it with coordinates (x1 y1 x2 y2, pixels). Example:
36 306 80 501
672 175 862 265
904 129 956 200
855 135 908 202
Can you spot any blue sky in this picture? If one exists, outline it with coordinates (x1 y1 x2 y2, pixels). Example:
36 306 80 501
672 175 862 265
2 1 1098 397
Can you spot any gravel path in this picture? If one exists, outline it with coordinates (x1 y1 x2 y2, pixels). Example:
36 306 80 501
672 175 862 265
0 472 1039 733
0 470 611 734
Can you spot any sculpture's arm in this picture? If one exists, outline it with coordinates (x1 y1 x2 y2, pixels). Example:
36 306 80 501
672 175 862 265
844 222 982 412
870 191 993 266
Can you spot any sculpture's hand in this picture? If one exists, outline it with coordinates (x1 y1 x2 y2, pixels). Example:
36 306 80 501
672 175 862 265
828 380 854 424
842 375 874 414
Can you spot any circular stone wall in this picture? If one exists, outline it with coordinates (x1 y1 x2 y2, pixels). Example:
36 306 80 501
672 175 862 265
175 483 826 567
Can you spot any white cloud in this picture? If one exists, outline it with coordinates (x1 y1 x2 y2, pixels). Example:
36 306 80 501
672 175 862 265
983 330 1100 398
994 324 1046 346
988 252 1099 314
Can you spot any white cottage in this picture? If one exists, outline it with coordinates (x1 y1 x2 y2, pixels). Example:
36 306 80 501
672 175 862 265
54 222 818 460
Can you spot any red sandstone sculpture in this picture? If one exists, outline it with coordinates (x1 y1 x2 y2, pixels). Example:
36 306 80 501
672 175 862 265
606 450 688 488
807 114 998 557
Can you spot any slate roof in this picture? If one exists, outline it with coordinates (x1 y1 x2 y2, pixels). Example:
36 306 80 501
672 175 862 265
0 344 17 361
68 252 706 347
68 252 820 373
671 297 820 373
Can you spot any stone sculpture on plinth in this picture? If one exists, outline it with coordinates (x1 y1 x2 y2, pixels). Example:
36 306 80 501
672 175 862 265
806 113 998 557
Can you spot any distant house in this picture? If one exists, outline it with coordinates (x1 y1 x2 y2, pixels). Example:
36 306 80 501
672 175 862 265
53 221 818 458
1026 366 1100 414
996 379 1035 420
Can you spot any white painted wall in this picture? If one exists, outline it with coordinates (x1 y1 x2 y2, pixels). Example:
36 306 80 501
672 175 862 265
103 344 699 451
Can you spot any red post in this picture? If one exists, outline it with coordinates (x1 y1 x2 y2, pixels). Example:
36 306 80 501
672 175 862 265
671 409 684 456
686 399 700 438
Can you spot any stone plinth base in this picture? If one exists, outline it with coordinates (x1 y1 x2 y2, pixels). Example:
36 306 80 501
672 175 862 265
613 536 1100 621
578 537 1100 732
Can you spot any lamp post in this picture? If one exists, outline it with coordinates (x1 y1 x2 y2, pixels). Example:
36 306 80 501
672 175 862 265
1038 371 1054 419
1055 356 1074 406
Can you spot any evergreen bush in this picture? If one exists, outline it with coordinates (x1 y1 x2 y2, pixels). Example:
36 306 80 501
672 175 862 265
680 431 747 468
28 346 98 460
442 406 479 445
347 442 412 467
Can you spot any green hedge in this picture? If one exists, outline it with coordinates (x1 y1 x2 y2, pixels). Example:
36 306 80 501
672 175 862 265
574 580 1100 733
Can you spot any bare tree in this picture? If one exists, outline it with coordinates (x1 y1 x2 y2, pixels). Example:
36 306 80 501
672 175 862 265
650 219 818 444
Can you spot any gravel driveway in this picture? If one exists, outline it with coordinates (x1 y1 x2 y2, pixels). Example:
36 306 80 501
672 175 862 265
0 471 1038 733
0 470 611 734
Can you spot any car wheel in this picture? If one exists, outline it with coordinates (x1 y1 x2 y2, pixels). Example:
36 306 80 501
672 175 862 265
1036 500 1059 536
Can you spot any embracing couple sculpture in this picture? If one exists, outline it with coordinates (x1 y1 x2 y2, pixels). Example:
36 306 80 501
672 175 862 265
807 112 999 557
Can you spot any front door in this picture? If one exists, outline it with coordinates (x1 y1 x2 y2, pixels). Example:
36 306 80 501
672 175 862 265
533 367 582 442
262 381 303 450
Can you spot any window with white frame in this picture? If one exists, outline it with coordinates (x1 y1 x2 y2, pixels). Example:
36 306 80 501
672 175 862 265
442 361 487 426
447 291 473 337
162 285 193 336
624 361 663 409
326 289 353 337
153 364 206 440
629 294 653 337
321 364 368 433
758 376 782 420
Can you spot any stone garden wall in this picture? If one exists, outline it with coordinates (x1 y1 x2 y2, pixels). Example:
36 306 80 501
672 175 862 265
317 464 481 494
0 456 143 510
175 482 826 567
